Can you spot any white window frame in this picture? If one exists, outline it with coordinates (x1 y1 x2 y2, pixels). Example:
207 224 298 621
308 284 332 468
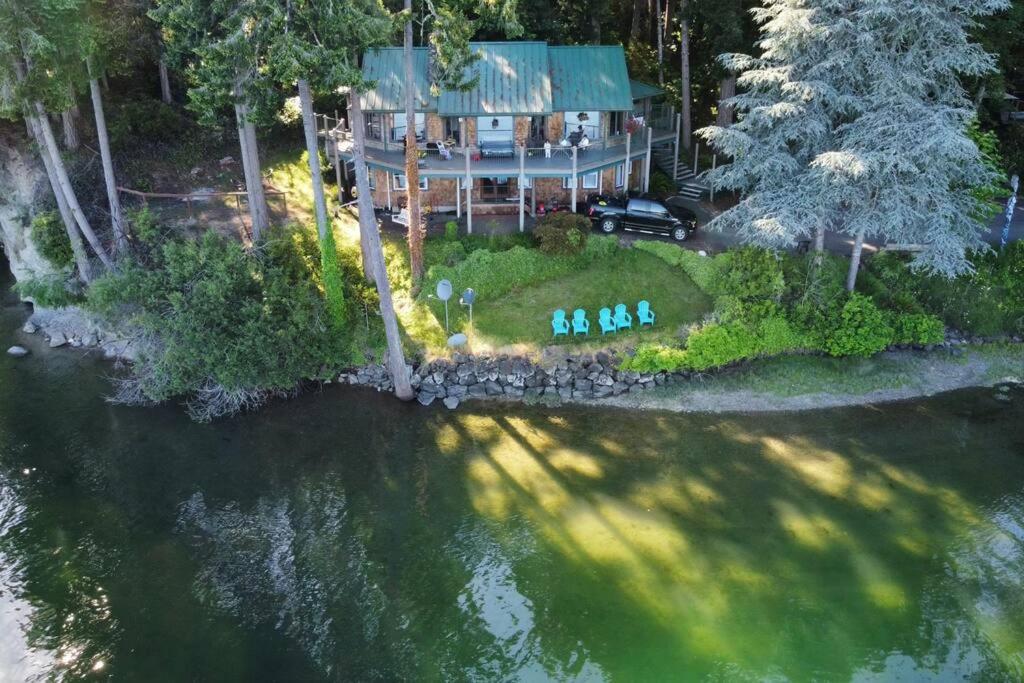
367 170 376 190
615 163 625 188
521 176 532 189
581 172 599 189
394 173 428 191
562 176 575 190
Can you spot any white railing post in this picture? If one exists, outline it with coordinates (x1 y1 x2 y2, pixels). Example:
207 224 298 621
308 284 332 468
519 144 526 232
673 113 681 182
571 145 578 212
463 119 472 234
624 131 632 195
693 142 700 175
644 127 653 193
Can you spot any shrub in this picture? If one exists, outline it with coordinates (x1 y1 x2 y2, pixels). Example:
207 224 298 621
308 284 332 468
30 211 74 270
633 240 727 294
723 246 785 302
533 212 591 255
621 343 688 373
889 312 945 346
824 293 894 358
683 322 759 370
648 170 677 199
87 230 345 421
14 275 83 308
756 315 809 355
421 236 617 302
445 220 459 241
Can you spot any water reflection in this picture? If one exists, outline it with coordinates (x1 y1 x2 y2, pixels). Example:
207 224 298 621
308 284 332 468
1 254 1023 680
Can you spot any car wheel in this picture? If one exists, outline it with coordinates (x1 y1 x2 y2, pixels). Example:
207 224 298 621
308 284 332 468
600 217 618 234
672 226 689 242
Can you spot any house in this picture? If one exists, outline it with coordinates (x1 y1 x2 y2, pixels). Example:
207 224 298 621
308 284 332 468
331 42 681 231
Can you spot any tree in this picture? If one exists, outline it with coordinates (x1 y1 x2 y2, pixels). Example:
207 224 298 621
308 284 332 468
151 0 272 241
700 0 1007 291
678 0 691 150
0 0 116 276
402 0 424 286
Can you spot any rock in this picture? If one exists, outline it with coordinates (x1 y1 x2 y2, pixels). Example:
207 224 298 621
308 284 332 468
524 387 544 399
82 333 98 348
594 374 614 387
485 380 503 396
654 373 666 386
48 332 67 348
6 346 29 357
612 381 629 396
21 321 37 334
557 387 573 400
574 379 593 392
447 384 468 399
994 393 1012 403
555 371 573 387
572 390 593 400
417 392 436 406
593 385 613 398
503 385 524 398
443 396 460 410
218 155 235 167
468 383 488 398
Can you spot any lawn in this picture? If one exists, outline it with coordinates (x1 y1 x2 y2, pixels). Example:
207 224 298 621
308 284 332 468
436 248 713 353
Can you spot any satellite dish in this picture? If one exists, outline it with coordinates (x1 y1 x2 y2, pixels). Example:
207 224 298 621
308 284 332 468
460 288 476 306
436 279 453 301
447 333 468 348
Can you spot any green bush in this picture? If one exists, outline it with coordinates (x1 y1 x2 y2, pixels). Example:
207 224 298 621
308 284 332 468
30 211 74 270
14 275 83 308
87 230 345 421
459 231 535 254
445 220 459 241
723 246 785 302
107 96 189 151
633 240 727 294
422 236 617 302
648 170 677 199
824 293 894 358
683 322 759 370
621 342 688 373
533 212 592 255
889 312 945 346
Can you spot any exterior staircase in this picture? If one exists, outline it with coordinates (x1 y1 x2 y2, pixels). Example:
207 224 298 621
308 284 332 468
652 143 707 201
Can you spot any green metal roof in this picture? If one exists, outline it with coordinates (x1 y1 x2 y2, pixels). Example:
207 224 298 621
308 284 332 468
549 46 634 112
359 42 635 115
438 42 552 116
360 48 437 113
630 79 665 100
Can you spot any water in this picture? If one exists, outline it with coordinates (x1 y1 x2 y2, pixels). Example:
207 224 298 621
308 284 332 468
1 257 1023 682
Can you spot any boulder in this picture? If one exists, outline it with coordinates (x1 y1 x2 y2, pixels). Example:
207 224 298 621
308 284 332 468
443 396 460 410
21 321 37 334
593 385 613 399
574 379 593 392
416 392 436 406
485 380 504 396
6 346 29 357
468 383 488 398
48 332 67 348
447 384 468 399
612 381 629 396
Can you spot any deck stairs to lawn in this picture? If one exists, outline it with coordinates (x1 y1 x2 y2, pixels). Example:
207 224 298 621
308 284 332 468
652 143 708 201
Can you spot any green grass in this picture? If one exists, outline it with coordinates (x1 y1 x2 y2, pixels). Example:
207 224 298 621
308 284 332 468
450 248 712 352
699 354 923 397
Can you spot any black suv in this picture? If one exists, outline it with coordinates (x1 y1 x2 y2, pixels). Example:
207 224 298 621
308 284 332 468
585 194 697 241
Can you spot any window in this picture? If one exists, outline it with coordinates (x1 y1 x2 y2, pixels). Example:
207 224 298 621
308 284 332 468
393 174 428 190
615 163 625 188
608 111 627 136
562 176 575 190
364 113 383 141
392 113 425 142
367 170 376 190
479 177 512 202
477 116 513 143
521 176 532 189
563 111 600 140
581 172 598 189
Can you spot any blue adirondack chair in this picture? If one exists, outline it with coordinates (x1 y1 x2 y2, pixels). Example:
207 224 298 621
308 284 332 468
572 309 590 336
598 307 616 335
552 309 570 337
613 303 633 330
637 300 656 327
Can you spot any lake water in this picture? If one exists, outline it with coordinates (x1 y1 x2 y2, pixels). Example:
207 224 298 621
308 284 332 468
1 257 1023 681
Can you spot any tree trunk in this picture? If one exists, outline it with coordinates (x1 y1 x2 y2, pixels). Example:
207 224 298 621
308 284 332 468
350 95 414 401
679 0 692 150
159 58 172 104
592 14 601 44
846 229 865 291
233 74 270 241
655 0 664 85
297 78 346 321
26 112 92 283
32 101 114 271
61 109 79 150
814 226 825 253
89 73 128 258
630 0 643 43
717 76 736 127
404 0 424 287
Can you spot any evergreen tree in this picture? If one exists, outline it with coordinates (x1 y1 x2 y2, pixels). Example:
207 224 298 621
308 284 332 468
701 0 1006 289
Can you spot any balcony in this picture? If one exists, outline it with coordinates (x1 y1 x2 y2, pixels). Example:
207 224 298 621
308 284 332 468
330 126 676 180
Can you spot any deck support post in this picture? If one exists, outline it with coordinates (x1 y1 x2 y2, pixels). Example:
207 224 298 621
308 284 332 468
463 119 472 234
673 113 681 183
518 144 526 232
334 140 344 202
456 176 461 219
386 171 392 211
571 146 578 213
624 132 632 196
644 127 653 193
